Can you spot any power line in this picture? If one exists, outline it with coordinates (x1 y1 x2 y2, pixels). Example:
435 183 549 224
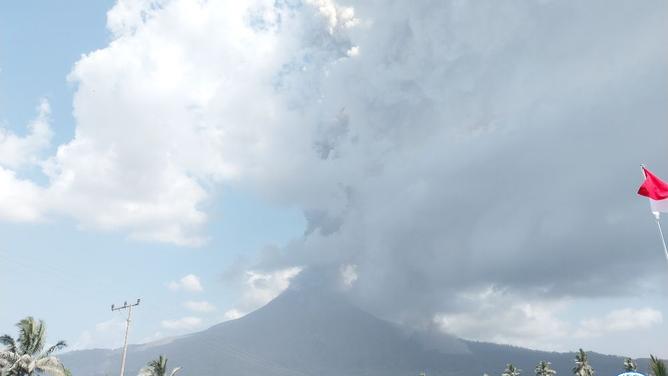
0 247 315 376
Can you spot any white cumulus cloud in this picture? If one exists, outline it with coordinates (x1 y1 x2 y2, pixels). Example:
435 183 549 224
0 99 53 223
0 167 45 222
0 99 53 170
223 267 301 319
221 309 244 322
1 0 359 246
167 274 203 292
71 317 127 350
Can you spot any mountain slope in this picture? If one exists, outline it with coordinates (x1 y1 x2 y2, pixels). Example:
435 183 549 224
59 287 641 376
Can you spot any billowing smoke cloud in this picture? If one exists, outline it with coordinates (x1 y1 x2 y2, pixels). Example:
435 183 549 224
2 0 667 347
250 0 668 325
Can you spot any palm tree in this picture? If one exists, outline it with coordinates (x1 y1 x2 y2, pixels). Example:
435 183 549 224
0 317 67 376
138 355 181 376
649 355 667 376
623 358 637 372
572 349 594 376
503 364 522 376
536 361 556 376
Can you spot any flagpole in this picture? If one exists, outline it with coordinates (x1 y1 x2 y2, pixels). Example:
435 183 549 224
639 166 668 355
653 212 668 263
641 165 668 265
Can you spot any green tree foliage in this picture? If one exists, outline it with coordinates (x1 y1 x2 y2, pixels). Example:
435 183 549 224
503 364 522 376
535 361 556 376
572 349 594 376
623 358 637 372
138 355 182 376
649 355 667 376
0 317 67 376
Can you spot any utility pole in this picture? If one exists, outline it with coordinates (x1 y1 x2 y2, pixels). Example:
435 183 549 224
111 299 140 376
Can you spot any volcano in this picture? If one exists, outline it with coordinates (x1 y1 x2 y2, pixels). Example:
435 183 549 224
60 286 639 376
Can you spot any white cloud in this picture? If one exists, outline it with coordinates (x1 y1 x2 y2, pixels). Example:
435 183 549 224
346 45 359 57
224 267 301 318
95 317 127 332
435 288 665 353
435 286 571 352
71 330 93 350
0 99 52 170
182 300 217 313
303 0 358 33
71 318 127 350
167 274 203 292
0 0 360 246
0 100 52 223
0 166 45 222
160 316 203 330
339 264 357 289
221 309 244 322
574 308 663 339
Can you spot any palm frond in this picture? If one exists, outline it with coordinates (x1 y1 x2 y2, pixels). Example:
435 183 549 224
536 361 556 376
141 355 180 376
0 336 17 353
623 358 637 372
16 317 46 356
168 367 182 376
650 355 667 376
138 365 155 376
0 351 19 360
503 364 522 376
572 349 594 376
18 353 34 376
43 342 67 357
34 357 66 376
33 321 47 355
2 318 68 376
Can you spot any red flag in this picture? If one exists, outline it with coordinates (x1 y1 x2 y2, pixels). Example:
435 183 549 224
638 168 668 200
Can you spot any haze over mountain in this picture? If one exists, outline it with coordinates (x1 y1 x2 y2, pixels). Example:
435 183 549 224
59 284 644 376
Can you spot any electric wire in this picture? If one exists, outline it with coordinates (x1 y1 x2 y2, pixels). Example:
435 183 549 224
0 247 314 376
1 250 312 376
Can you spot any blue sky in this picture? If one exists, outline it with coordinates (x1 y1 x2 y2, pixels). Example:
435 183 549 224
1 191 305 348
0 0 305 347
1 0 667 359
1 0 110 145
